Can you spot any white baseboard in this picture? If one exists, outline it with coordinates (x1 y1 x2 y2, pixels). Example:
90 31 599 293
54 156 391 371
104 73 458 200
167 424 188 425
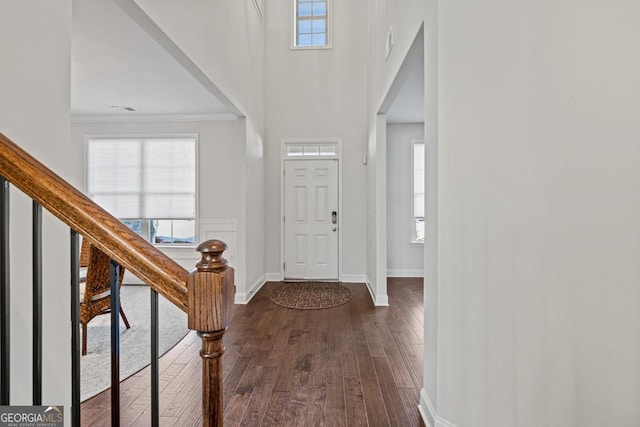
265 272 282 282
387 269 424 278
419 389 456 427
376 293 389 306
364 278 389 307
437 417 457 427
341 273 366 283
266 272 365 283
419 389 436 427
235 274 266 304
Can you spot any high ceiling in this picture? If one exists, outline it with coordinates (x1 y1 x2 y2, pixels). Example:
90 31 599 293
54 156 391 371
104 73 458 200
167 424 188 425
72 0 422 122
71 0 231 117
385 29 425 124
385 58 424 123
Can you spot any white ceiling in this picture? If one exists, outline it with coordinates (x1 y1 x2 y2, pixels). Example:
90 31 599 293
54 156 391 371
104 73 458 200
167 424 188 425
385 60 424 123
71 0 422 121
71 0 231 117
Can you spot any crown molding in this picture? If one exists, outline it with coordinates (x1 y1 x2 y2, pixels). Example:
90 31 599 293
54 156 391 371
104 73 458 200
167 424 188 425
71 113 239 124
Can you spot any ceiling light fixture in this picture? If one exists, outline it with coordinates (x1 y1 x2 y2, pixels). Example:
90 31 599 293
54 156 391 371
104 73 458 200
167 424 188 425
109 105 137 112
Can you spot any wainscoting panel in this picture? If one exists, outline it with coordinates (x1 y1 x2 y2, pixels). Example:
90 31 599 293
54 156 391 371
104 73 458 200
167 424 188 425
198 219 238 268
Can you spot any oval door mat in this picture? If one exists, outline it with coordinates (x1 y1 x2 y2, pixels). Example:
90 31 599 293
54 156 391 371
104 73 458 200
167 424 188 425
269 282 353 310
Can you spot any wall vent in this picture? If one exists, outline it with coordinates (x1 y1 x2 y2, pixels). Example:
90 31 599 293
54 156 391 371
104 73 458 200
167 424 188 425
385 27 394 61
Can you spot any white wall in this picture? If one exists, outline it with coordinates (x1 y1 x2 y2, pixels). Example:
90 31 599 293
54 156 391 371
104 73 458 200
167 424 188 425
365 115 389 305
365 0 430 306
242 118 266 299
263 0 369 282
226 117 266 302
372 0 640 426
129 0 267 302
435 0 640 425
133 0 265 130
0 0 73 412
366 0 428 120
365 2 435 410
386 123 424 277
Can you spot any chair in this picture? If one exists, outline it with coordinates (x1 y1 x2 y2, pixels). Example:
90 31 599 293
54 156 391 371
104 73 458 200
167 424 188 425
80 240 131 356
79 237 90 282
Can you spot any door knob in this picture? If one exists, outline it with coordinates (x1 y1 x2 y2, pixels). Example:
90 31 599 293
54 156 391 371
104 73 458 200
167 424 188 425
332 227 337 232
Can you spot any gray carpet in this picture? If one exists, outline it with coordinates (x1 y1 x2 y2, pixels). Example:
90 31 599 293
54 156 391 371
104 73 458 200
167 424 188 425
81 285 188 402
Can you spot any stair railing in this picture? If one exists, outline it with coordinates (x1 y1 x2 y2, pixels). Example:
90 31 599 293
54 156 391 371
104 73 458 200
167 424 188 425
0 132 234 426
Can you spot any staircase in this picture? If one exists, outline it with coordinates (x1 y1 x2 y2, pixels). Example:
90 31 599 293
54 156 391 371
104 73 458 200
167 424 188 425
0 132 234 426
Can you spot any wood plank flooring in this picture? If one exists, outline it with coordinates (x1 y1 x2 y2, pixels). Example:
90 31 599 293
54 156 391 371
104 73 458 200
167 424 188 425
81 278 425 426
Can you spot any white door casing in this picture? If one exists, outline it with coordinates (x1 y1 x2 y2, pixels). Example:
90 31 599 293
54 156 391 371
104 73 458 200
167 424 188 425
284 159 338 279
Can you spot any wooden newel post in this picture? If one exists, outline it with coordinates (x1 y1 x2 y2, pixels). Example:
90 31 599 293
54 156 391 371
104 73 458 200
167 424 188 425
187 240 235 427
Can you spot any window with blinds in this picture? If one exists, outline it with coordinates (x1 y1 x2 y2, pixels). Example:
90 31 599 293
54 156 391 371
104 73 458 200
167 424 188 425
413 140 425 243
87 137 197 245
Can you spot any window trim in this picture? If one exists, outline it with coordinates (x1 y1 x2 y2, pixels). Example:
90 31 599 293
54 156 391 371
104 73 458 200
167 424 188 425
83 133 200 247
291 0 332 50
411 139 425 245
281 138 341 160
122 219 198 248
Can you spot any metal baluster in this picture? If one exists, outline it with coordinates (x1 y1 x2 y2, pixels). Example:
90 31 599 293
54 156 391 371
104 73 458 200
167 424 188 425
0 176 10 405
32 201 42 405
70 231 81 427
110 260 121 427
151 289 159 427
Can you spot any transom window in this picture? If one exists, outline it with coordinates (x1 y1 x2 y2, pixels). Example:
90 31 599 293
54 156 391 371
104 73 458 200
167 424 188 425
87 136 197 246
294 0 329 48
286 144 336 157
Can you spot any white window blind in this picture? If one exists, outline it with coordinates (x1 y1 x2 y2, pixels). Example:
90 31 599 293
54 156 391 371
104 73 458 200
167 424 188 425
413 142 425 219
87 137 196 220
413 141 425 242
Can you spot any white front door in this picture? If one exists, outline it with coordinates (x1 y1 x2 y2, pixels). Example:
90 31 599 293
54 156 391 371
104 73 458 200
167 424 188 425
284 159 338 280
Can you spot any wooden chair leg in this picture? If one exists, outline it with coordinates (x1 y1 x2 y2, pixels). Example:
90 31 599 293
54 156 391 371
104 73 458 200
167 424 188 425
82 323 87 356
120 306 131 329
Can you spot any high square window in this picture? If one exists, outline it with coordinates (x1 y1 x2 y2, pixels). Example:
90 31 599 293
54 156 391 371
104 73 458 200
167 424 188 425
294 0 330 48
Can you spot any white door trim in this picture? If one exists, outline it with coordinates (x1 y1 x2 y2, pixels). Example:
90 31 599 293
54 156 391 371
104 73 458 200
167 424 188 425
280 138 343 281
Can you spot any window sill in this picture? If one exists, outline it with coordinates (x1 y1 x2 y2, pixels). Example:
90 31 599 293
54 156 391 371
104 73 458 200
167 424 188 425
410 240 424 246
290 44 332 51
154 244 197 251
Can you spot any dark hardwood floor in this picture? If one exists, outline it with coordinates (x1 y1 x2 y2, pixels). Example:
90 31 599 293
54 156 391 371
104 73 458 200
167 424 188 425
81 278 425 426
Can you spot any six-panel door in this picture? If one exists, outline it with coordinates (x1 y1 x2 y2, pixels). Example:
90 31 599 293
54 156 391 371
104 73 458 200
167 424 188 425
284 159 338 280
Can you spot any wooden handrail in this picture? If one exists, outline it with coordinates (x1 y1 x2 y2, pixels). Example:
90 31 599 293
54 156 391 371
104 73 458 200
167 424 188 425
188 240 235 427
1 132 237 425
0 132 189 312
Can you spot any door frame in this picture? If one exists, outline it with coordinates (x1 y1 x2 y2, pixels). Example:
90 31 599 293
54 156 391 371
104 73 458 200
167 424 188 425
280 138 343 281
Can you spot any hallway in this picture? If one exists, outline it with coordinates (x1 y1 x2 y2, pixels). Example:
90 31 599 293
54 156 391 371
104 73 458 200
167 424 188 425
81 279 425 426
